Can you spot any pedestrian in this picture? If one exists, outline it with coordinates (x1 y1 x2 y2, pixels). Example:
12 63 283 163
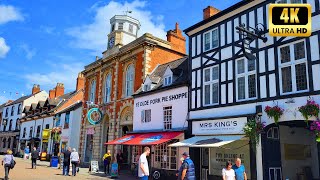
177 152 195 180
103 150 112 175
2 149 14 180
116 150 123 174
232 158 247 180
31 147 39 169
138 147 150 180
24 146 30 160
70 148 80 176
63 147 71 176
222 161 236 180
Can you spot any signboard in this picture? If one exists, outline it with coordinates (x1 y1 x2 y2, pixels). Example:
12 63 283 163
192 117 247 135
141 135 163 144
87 108 103 125
86 128 95 135
135 92 187 107
284 144 311 160
111 162 119 177
90 161 99 173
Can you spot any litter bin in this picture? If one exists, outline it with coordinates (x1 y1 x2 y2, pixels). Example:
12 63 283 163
51 156 59 167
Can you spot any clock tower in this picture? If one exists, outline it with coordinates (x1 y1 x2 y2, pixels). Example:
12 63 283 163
104 15 141 56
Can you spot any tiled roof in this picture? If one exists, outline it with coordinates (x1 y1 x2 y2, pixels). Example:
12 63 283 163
6 91 44 106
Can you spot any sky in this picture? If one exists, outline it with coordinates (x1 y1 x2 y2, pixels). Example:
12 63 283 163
0 0 240 104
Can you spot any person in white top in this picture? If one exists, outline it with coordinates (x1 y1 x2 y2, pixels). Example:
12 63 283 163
138 147 150 180
222 161 236 180
70 148 80 176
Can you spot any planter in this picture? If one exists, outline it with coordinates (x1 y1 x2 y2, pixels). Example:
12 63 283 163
299 100 320 122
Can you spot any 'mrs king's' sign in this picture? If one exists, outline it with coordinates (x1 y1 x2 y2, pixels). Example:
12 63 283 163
192 117 247 135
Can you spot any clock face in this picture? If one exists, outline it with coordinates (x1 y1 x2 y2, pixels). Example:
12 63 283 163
108 37 115 48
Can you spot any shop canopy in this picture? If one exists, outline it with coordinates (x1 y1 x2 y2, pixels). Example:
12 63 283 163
168 135 245 148
105 131 182 146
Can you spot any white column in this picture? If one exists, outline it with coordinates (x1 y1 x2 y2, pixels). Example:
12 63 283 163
256 136 263 179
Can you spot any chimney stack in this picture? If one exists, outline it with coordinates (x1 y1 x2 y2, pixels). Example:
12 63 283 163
76 73 85 91
32 84 40 94
166 22 186 54
55 83 65 98
203 6 220 20
49 89 56 99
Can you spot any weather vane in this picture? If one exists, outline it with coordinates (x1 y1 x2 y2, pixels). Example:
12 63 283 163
124 7 132 16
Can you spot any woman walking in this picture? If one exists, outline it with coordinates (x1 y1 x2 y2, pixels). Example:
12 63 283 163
70 148 80 176
2 149 14 180
222 161 236 180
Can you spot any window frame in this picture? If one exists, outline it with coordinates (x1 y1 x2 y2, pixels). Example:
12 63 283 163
22 128 26 138
154 140 178 170
36 125 41 137
163 76 172 86
125 64 134 97
203 28 219 52
141 109 151 123
163 106 172 130
11 106 14 116
276 0 302 3
118 22 124 30
104 73 112 103
203 65 219 106
18 104 22 114
64 112 70 129
29 127 33 138
278 40 309 95
8 119 12 131
89 80 96 103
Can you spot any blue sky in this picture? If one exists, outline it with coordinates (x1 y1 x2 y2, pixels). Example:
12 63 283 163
0 0 240 104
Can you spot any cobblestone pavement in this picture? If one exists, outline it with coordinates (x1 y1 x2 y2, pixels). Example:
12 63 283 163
0 156 137 180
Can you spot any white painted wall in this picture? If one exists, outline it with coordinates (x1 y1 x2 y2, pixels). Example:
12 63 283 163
133 86 188 131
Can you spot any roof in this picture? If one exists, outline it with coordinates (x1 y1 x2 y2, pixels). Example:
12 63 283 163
6 91 44 106
22 106 30 113
37 101 45 108
56 101 83 114
134 57 189 97
0 102 8 110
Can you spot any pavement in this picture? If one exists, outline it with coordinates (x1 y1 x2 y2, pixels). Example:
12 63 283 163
0 156 138 180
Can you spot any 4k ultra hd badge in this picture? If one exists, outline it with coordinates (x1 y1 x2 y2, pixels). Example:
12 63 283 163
269 4 311 37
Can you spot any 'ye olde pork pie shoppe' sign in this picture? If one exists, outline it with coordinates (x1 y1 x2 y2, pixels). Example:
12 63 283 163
192 117 247 135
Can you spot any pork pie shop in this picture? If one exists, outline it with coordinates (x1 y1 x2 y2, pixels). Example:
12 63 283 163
170 116 256 180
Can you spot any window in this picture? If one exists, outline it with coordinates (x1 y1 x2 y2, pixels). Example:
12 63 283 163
267 127 279 140
203 66 219 105
11 106 14 116
125 64 134 97
89 80 96 103
111 24 115 32
141 109 151 123
105 74 112 103
64 112 70 129
36 125 41 137
129 24 133 33
7 138 11 148
5 108 8 117
279 41 308 94
276 0 302 3
3 119 7 131
45 124 50 129
154 140 178 170
163 106 172 130
8 119 12 131
203 28 219 52
56 115 61 127
164 76 172 86
22 128 26 138
132 146 142 163
29 127 33 138
118 22 124 30
236 58 256 101
143 84 151 91
18 104 22 114
15 118 20 131
2 138 6 148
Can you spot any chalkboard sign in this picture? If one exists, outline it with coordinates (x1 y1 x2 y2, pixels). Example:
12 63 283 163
90 161 99 173
111 162 118 177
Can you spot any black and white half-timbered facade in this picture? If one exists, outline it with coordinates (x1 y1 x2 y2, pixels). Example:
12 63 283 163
184 0 320 179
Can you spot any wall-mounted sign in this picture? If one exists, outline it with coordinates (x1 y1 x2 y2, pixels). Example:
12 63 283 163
192 117 247 135
135 92 187 107
87 108 103 125
86 127 95 135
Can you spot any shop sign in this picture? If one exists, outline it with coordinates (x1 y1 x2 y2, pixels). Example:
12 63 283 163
86 128 95 135
135 92 187 107
90 161 99 173
87 108 103 125
117 136 135 143
141 135 163 144
111 162 119 177
192 117 247 135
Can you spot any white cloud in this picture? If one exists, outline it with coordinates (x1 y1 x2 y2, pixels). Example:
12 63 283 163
0 5 24 25
40 25 56 34
20 43 36 60
66 0 166 53
24 62 84 91
0 37 10 58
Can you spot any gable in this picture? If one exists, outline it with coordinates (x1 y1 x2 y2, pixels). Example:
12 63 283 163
163 66 173 77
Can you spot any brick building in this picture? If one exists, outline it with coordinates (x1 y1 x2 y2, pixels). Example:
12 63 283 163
79 14 186 165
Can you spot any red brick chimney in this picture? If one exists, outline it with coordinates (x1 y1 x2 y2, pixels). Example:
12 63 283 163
166 22 186 54
203 6 220 20
55 83 64 98
76 73 85 91
32 84 40 94
49 89 56 99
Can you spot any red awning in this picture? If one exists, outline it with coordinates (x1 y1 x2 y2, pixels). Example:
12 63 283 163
105 131 182 145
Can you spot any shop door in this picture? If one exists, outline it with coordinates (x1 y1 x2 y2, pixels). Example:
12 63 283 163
200 148 209 180
262 126 282 180
84 134 93 162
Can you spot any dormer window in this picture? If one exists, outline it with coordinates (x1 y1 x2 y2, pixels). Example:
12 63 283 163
118 22 124 30
164 76 172 86
143 84 151 92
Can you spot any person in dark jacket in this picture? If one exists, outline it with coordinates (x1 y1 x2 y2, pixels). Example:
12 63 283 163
177 152 195 180
31 147 39 169
63 147 72 176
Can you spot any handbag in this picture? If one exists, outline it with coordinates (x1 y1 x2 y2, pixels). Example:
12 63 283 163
10 155 16 169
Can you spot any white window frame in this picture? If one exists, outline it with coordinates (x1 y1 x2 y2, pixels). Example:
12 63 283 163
164 76 172 86
89 80 96 103
236 58 257 101
132 146 142 163
141 109 151 123
203 28 219 52
154 140 178 170
125 64 134 97
278 40 309 95
163 106 172 130
203 65 219 106
104 73 112 103
276 0 302 3
118 22 124 30
143 84 151 91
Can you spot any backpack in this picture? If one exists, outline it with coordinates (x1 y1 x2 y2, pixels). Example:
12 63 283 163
10 155 16 169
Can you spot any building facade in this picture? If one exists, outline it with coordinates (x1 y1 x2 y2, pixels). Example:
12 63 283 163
79 14 186 166
184 0 320 179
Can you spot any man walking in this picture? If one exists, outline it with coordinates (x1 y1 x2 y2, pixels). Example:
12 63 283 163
138 147 150 180
31 147 39 169
232 158 247 180
63 147 71 176
177 152 195 180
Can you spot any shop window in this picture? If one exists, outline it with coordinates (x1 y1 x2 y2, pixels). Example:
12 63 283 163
203 66 219 105
154 140 178 170
132 146 142 163
125 64 134 97
236 58 256 101
64 112 70 129
163 106 172 130
267 127 279 140
141 109 151 123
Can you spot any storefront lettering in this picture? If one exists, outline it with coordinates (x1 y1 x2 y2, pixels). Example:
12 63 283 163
135 92 187 107
199 121 238 128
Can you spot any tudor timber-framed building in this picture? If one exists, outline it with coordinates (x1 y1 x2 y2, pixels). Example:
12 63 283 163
183 0 320 179
79 14 186 166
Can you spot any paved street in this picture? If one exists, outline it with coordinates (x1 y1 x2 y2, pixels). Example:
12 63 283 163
0 156 136 180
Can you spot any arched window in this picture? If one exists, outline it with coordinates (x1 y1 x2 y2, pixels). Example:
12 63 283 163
11 106 14 116
22 128 26 138
8 119 12 131
2 138 6 148
15 119 20 131
29 127 33 138
7 138 11 148
105 74 112 103
89 80 96 103
125 64 134 97
18 104 22 114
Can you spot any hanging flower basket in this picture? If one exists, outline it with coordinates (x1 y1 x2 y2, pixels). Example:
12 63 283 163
299 100 320 122
51 127 62 134
309 119 320 142
264 105 284 124
243 119 265 150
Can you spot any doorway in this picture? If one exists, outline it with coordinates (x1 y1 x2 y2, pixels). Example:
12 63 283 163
85 134 93 162
200 148 209 180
